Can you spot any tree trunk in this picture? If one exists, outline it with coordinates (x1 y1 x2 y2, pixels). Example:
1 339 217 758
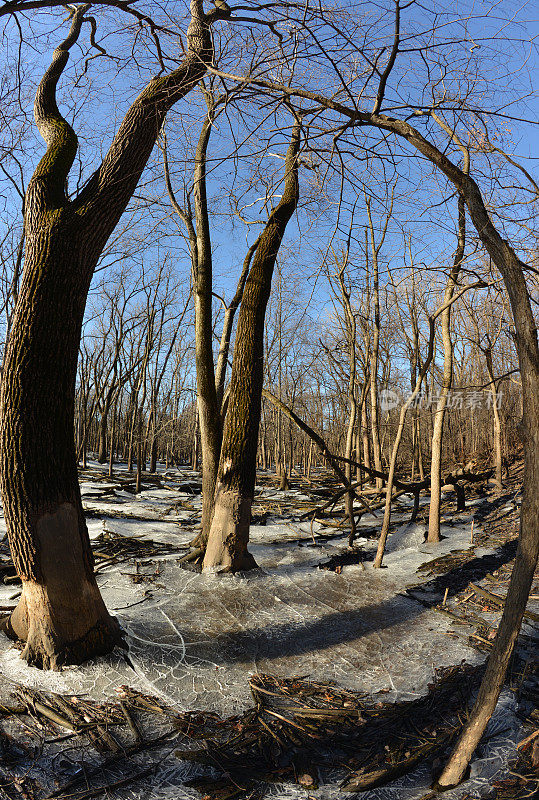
150 429 158 474
203 124 300 572
366 196 390 489
0 219 122 668
485 346 503 491
428 192 466 542
97 407 109 463
436 405 539 787
108 397 117 479
336 254 358 545
0 0 231 667
361 385 371 473
364 106 539 790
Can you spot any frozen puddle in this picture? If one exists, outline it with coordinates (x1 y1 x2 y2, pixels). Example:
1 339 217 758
0 476 527 799
0 527 480 714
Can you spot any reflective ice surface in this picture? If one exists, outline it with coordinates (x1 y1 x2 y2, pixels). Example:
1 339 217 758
0 465 530 799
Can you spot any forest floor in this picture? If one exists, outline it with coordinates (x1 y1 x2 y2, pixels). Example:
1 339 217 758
0 461 536 800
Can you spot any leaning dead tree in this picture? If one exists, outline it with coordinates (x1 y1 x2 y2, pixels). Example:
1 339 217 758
0 0 231 668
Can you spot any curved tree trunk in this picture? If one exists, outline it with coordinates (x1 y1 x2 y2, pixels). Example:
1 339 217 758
0 0 230 667
364 104 539 791
203 124 300 572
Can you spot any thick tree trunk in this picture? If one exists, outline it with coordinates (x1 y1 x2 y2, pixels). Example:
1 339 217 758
203 124 300 572
0 220 122 668
0 0 230 667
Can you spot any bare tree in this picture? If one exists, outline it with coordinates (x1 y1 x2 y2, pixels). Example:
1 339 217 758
0 0 231 668
428 118 469 542
203 120 301 572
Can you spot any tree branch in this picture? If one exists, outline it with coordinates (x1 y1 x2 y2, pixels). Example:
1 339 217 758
73 0 231 246
26 4 89 218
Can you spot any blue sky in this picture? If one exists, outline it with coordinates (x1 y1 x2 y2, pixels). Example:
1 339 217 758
0 0 538 345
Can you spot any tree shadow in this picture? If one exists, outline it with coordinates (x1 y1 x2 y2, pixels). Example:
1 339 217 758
170 540 518 667
407 539 517 606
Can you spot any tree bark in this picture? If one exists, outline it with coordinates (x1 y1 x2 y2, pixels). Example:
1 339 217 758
164 104 224 545
0 0 230 667
203 123 300 572
335 253 358 544
485 346 503 491
428 193 466 541
367 200 383 489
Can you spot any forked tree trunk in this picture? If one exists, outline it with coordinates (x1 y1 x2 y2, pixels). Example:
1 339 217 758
0 0 230 667
203 124 300 572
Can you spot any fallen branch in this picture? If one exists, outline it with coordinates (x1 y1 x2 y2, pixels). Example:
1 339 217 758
262 389 376 518
469 583 539 623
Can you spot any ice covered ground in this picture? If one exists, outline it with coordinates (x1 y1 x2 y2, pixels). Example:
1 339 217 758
0 463 533 800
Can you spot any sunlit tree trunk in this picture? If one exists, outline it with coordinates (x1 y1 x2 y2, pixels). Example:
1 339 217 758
485 345 503 491
428 196 466 541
